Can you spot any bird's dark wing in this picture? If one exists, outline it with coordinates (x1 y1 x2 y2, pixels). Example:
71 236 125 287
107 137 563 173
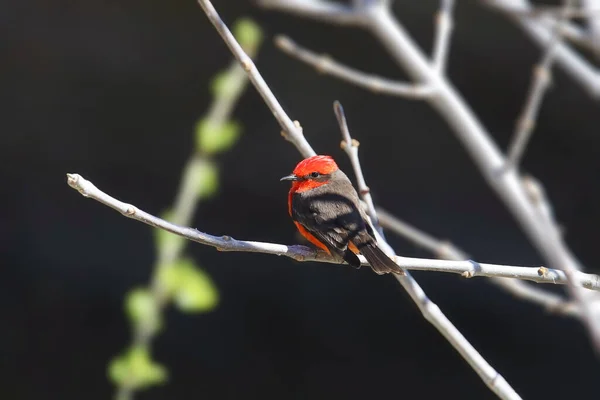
290 179 369 257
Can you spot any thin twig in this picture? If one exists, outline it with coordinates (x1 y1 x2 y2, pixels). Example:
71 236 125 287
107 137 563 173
485 0 600 55
276 36 434 98
582 0 600 41
376 207 468 260
258 0 363 26
482 0 600 18
556 20 600 53
483 0 600 97
432 0 456 73
334 101 384 237
505 1 571 170
66 173 600 291
196 0 315 158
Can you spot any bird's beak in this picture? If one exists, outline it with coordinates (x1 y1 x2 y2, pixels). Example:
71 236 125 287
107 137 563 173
280 174 299 182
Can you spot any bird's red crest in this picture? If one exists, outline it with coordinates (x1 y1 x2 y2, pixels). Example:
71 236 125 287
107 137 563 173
293 155 339 177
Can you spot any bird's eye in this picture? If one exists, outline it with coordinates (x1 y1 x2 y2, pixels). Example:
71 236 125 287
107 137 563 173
310 172 320 178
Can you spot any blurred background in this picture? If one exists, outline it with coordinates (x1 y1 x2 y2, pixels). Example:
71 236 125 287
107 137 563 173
2 0 600 399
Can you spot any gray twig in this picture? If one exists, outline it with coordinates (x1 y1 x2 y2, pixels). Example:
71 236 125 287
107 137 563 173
334 101 385 238
432 0 456 73
505 1 572 169
259 0 362 25
276 36 434 98
196 0 314 158
484 0 600 97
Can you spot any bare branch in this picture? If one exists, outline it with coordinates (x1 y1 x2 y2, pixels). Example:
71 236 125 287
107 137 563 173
376 207 468 260
329 100 522 398
483 0 600 98
505 1 571 170
334 101 383 237
484 0 600 55
376 207 581 317
275 36 434 98
582 0 600 40
491 278 580 316
333 101 397 256
66 173 600 291
482 1 600 18
432 0 456 73
258 0 364 26
389 276 518 400
196 0 315 158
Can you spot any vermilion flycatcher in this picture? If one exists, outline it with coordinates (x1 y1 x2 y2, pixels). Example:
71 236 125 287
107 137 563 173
281 155 404 275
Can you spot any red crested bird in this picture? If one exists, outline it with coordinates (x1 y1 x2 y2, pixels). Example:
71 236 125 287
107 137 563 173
281 155 404 275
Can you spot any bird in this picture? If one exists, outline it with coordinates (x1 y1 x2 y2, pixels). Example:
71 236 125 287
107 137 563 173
281 155 404 275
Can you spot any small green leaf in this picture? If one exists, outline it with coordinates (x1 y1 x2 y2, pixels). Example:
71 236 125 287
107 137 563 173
211 71 238 99
233 18 263 55
125 288 161 334
174 266 218 313
159 258 218 313
108 346 167 389
108 353 129 386
187 158 219 199
195 119 241 155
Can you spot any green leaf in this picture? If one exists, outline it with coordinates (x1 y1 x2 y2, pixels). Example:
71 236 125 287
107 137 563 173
108 346 167 389
158 258 219 313
195 119 241 155
233 18 263 56
210 71 238 99
125 288 162 334
187 158 219 199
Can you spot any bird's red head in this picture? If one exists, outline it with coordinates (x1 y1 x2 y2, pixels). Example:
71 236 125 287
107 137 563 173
281 155 339 193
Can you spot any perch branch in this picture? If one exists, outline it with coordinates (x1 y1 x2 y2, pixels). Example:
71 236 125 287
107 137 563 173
66 173 600 291
276 36 434 98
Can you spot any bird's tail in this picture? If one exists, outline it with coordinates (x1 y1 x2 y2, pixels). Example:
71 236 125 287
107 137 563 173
353 232 404 275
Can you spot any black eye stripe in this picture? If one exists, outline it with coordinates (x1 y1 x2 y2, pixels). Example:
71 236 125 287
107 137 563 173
305 172 330 181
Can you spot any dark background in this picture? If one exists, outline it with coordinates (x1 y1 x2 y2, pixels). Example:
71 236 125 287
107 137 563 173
2 0 600 399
